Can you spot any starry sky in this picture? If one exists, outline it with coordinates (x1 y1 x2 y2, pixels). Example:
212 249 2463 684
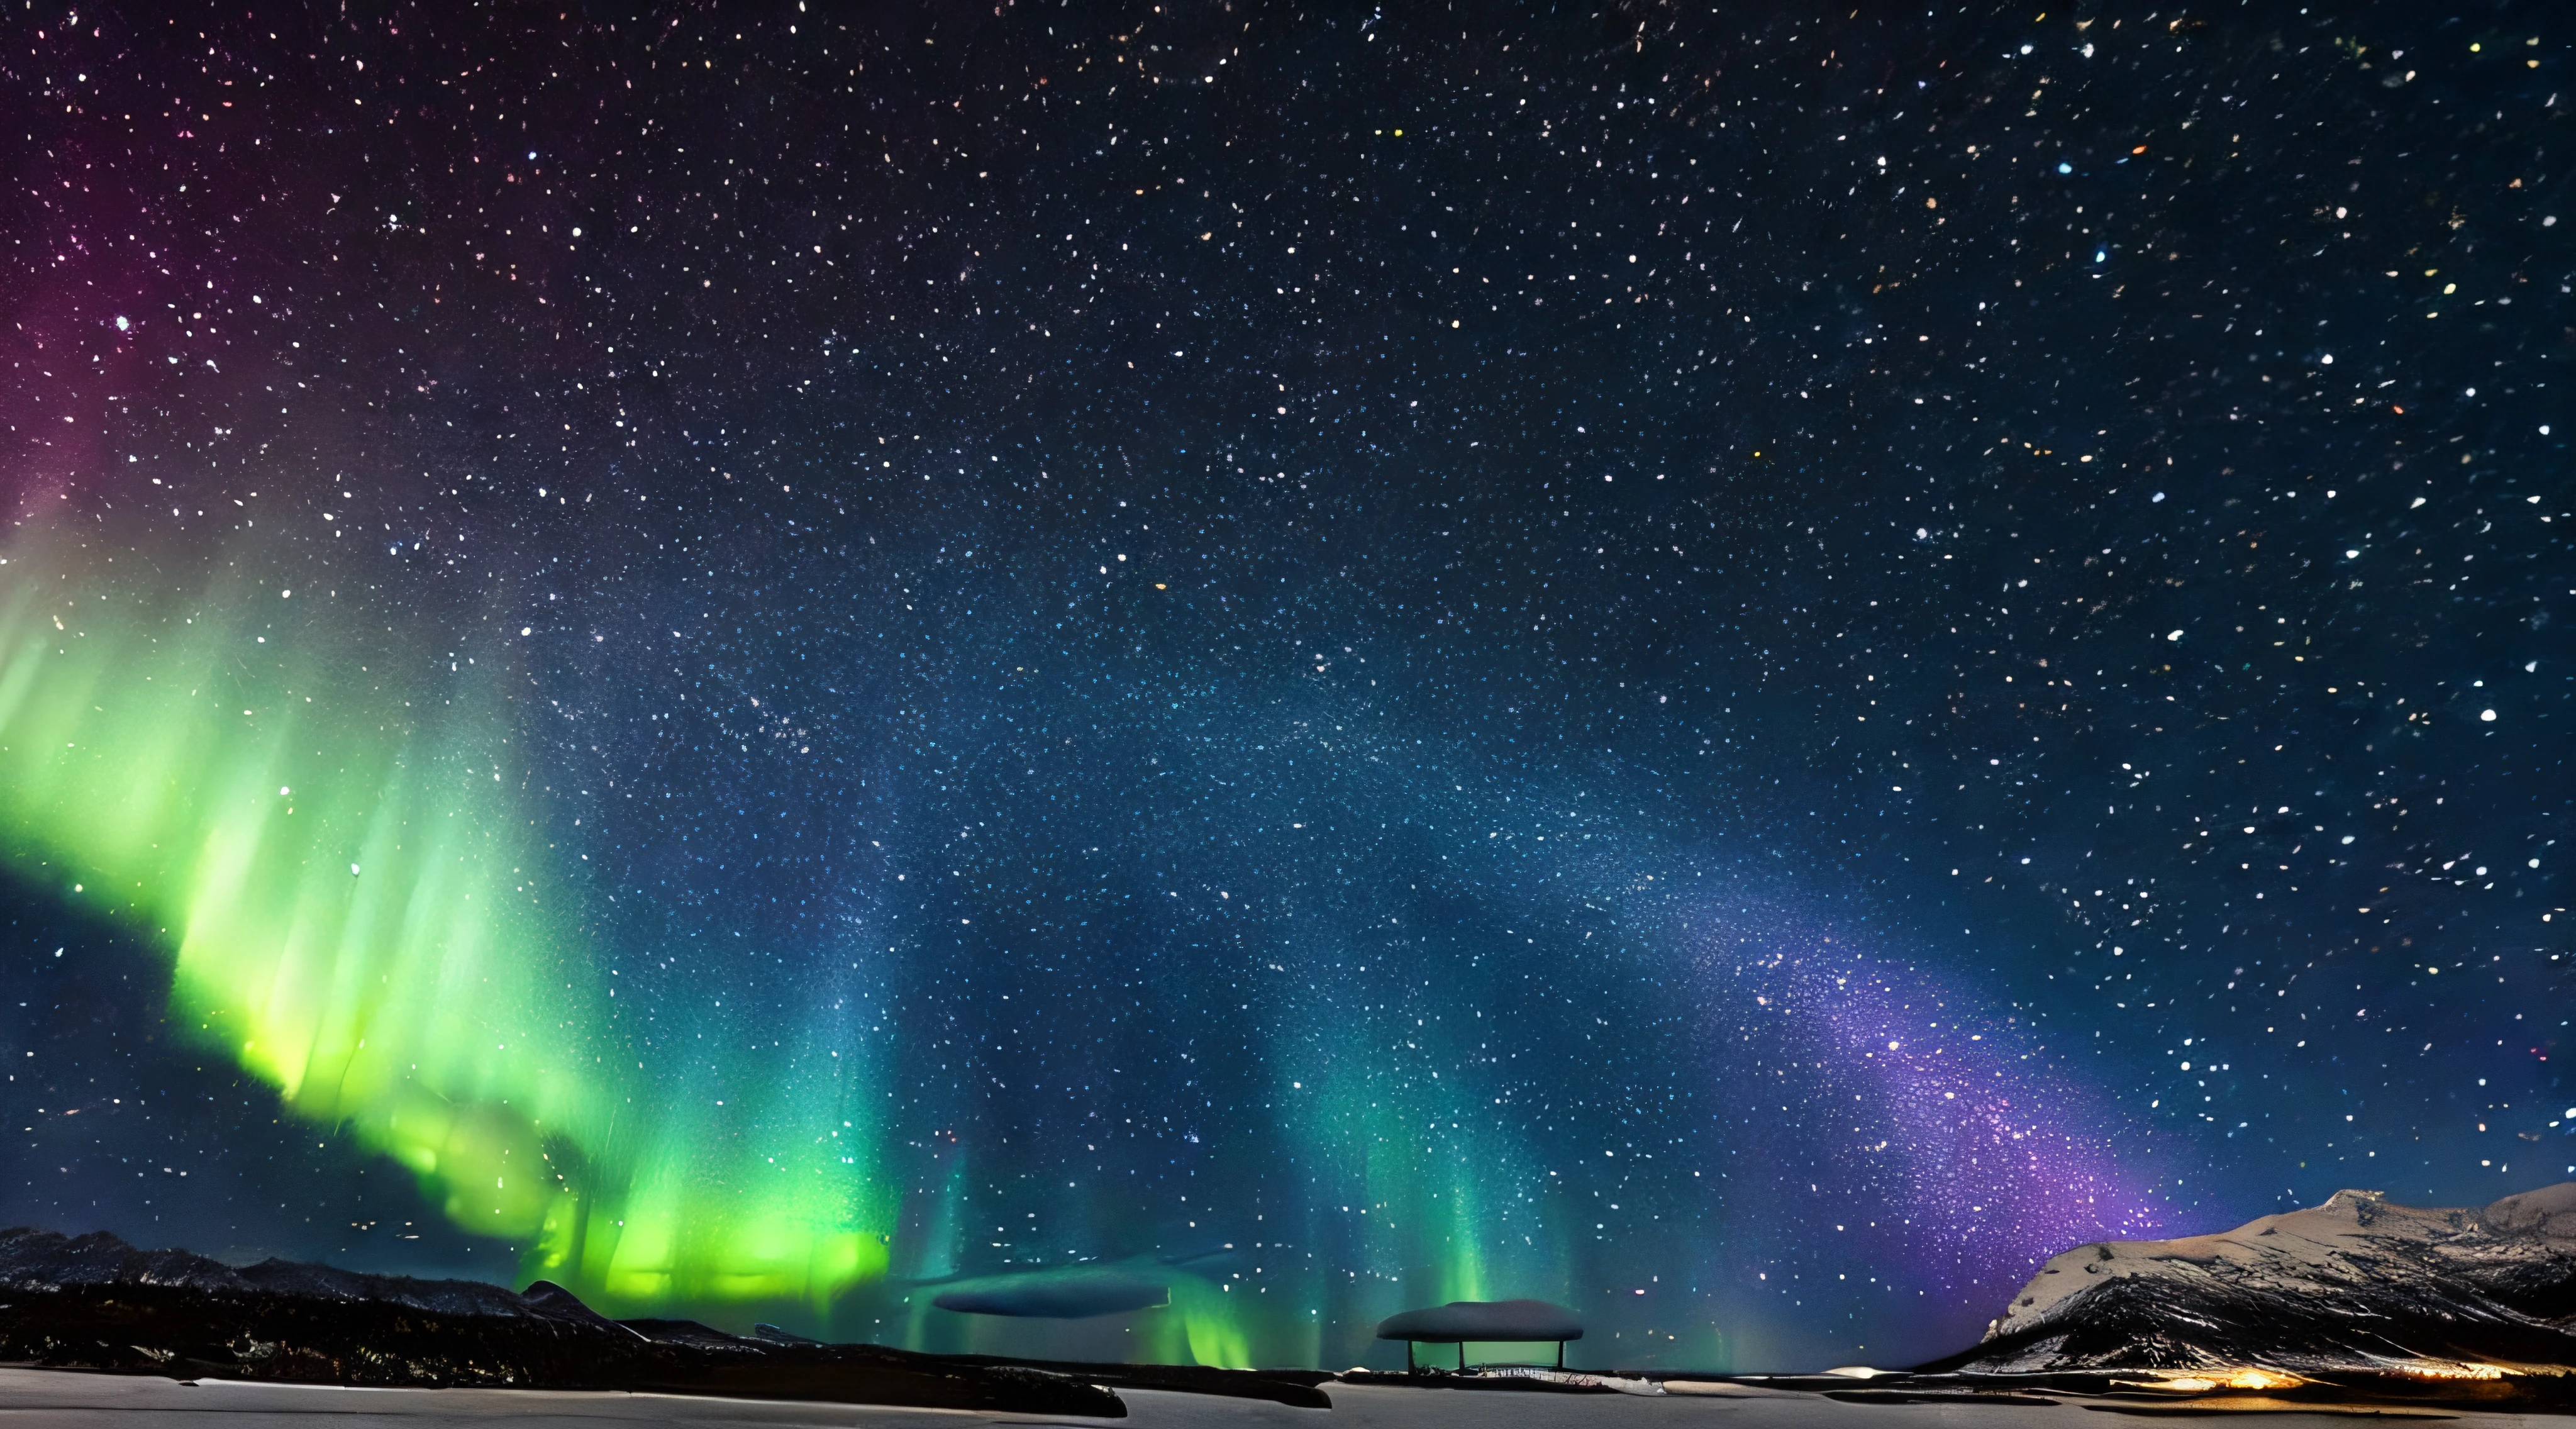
1 0 2569 1374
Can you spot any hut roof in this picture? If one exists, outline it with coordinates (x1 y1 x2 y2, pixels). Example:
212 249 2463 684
1373 1298 1584 1342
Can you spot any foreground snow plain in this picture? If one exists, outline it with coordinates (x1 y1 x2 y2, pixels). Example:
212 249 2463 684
0 1367 2553 1428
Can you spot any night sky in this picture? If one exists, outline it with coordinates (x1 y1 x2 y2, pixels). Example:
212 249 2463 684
2 0 2570 1374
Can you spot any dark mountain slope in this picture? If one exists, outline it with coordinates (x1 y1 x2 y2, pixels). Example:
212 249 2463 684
1928 1184 2576 1376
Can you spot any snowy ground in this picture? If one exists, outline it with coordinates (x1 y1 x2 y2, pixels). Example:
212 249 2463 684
0 1367 2551 1428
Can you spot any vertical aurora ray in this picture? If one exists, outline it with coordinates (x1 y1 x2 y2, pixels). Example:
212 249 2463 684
1292 1008 1506 1308
1240 860 1609 1371
0 528 891 1314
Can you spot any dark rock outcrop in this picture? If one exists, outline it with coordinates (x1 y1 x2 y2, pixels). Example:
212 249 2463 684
0 1226 1119 1416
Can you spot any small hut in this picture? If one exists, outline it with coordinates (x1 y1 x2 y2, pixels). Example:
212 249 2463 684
1373 1298 1585 1371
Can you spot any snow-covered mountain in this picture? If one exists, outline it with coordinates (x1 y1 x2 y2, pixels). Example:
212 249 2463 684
1928 1184 2576 1376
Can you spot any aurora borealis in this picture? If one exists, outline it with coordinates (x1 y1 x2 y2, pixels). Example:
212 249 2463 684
4 0 2570 1375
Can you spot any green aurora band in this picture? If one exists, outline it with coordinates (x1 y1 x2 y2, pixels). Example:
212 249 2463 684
0 525 1642 1369
0 530 891 1317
